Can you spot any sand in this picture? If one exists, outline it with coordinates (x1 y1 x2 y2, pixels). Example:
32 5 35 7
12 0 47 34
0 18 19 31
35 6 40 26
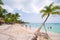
0 24 60 40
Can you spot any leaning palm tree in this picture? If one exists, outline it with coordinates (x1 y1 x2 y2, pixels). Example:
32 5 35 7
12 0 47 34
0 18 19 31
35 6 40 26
32 2 60 40
35 2 60 33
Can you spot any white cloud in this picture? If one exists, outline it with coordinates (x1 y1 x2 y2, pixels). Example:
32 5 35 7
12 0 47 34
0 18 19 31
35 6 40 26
3 0 53 14
31 0 53 14
2 5 13 12
2 0 60 23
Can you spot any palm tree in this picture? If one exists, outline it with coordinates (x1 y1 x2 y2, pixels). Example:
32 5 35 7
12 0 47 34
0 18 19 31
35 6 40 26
4 13 12 23
13 13 20 23
0 6 7 18
4 12 20 23
0 0 7 24
35 2 60 33
10 13 20 23
32 2 60 40
15 13 20 17
0 0 7 18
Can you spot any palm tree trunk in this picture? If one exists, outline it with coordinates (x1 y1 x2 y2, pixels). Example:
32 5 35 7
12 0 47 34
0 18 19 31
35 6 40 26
35 14 50 33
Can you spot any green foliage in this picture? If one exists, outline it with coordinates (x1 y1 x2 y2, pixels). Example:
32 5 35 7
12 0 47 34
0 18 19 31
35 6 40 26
42 13 47 18
0 0 26 25
0 6 7 18
0 0 3 5
0 6 25 24
52 6 60 11
0 0 25 24
4 12 24 24
49 2 54 8
40 9 47 13
52 11 60 15
40 2 60 18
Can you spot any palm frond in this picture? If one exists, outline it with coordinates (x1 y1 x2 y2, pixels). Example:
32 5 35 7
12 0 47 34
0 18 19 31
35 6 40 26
2 9 7 13
52 11 60 15
15 13 20 17
40 2 60 18
42 13 47 18
44 6 51 11
49 2 54 8
52 6 60 11
40 9 46 13
44 6 48 9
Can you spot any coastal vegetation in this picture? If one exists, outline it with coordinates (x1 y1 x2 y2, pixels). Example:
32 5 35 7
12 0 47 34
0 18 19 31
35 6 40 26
0 0 26 25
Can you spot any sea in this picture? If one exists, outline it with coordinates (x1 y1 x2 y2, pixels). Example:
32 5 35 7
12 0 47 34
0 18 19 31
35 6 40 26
25 23 60 34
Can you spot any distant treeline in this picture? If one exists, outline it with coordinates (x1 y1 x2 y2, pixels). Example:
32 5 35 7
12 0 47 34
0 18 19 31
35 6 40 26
0 0 27 24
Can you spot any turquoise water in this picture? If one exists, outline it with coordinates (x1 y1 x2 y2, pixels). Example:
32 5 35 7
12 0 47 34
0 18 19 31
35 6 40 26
26 23 60 34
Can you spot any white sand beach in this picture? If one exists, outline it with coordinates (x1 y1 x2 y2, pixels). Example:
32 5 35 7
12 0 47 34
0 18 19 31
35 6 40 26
0 24 60 40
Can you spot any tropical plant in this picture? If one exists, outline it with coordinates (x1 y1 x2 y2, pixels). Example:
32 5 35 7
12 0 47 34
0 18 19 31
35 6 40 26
0 0 3 5
0 6 7 18
12 13 20 23
0 0 7 18
4 12 22 24
35 2 60 33
4 13 12 23
0 0 26 24
0 0 7 24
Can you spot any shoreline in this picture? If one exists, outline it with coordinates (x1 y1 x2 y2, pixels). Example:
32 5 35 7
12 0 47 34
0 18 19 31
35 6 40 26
0 24 60 40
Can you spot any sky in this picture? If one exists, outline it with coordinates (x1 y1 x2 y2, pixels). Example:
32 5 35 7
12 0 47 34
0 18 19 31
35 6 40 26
2 0 60 23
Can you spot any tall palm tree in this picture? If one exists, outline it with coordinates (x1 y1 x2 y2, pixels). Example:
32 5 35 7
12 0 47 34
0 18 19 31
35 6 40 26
0 0 7 18
31 2 60 40
0 0 7 24
35 2 60 34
